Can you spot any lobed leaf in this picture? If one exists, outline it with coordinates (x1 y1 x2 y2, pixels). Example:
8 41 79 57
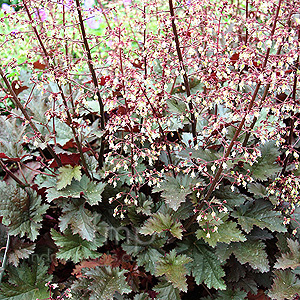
59 198 96 241
274 238 300 270
155 250 192 292
57 164 82 190
196 221 246 247
51 228 102 263
244 141 281 181
153 173 198 211
122 241 164 274
140 212 183 239
177 240 226 290
0 182 49 241
7 237 35 267
0 258 52 300
73 266 131 300
0 116 27 160
153 280 180 300
47 174 106 205
268 269 300 300
232 199 287 233
215 288 247 300
216 240 269 272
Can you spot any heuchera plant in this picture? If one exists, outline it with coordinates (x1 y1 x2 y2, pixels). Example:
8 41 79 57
0 0 300 299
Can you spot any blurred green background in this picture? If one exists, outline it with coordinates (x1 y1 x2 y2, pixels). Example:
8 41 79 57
0 0 19 6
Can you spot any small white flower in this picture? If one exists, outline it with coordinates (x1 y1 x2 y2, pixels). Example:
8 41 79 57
33 139 39 147
211 164 216 173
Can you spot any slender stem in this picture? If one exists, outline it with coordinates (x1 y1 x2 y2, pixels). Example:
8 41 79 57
23 0 92 176
118 39 136 189
96 0 112 31
75 0 106 168
186 0 283 229
168 0 197 144
242 9 293 147
242 83 270 147
281 27 300 175
0 234 10 283
245 0 248 45
57 84 92 179
74 0 105 129
0 160 27 187
0 67 62 167
140 85 176 178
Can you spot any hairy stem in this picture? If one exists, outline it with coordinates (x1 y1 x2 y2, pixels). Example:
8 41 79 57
168 0 197 144
0 160 27 187
0 234 10 284
140 85 176 178
0 67 62 167
185 0 283 230
242 10 293 147
75 0 106 167
23 0 92 177
281 27 300 175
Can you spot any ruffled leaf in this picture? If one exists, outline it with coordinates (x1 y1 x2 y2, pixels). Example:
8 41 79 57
57 164 82 190
51 228 103 263
232 199 287 233
177 240 226 290
155 250 192 292
268 269 300 300
0 258 52 300
140 212 183 239
0 182 49 241
216 240 269 272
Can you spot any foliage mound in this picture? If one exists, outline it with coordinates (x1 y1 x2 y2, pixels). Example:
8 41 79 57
0 0 300 299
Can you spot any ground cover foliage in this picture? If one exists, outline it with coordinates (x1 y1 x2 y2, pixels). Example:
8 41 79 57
0 0 300 299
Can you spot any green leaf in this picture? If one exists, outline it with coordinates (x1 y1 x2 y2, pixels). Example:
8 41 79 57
25 92 49 126
50 119 73 147
216 240 269 272
153 280 180 300
0 116 27 160
177 147 221 163
0 182 49 241
133 293 150 300
81 266 131 300
69 277 90 300
213 186 248 209
122 237 165 274
140 212 183 239
156 249 192 292
177 240 226 290
47 174 106 205
215 289 247 300
167 97 187 113
0 258 52 300
196 221 246 247
274 238 300 270
254 107 286 137
7 237 35 267
59 198 96 241
268 270 300 300
153 173 198 211
57 165 82 190
232 199 287 233
244 141 281 180
247 182 268 198
51 228 101 263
